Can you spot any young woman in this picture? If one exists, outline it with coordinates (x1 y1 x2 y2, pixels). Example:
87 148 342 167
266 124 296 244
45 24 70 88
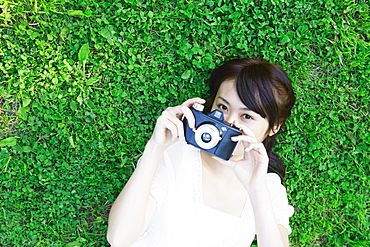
107 58 296 247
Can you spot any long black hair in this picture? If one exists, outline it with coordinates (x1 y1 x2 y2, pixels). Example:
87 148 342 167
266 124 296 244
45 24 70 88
204 58 296 182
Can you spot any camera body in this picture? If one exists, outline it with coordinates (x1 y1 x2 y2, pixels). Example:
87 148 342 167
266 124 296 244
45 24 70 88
183 103 242 160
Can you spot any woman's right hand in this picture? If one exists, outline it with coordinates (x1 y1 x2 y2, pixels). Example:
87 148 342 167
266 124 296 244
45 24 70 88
149 98 206 149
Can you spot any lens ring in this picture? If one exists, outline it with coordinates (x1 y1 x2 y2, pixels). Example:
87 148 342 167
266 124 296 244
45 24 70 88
201 133 212 143
194 124 221 149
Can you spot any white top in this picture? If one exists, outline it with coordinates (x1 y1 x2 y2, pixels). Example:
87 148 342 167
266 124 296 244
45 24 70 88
131 142 294 247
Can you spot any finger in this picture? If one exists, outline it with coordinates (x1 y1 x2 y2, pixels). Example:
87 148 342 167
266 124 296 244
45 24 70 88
166 105 187 119
166 105 195 130
181 97 206 107
232 122 257 140
244 143 268 157
157 113 178 138
181 105 196 129
231 127 258 153
231 135 255 143
162 111 186 144
244 143 269 166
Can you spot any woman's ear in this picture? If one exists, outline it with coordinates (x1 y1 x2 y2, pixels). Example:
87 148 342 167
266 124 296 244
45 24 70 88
269 125 281 136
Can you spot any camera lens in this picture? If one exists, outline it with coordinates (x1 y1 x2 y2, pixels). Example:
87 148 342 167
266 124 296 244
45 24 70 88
201 133 212 143
194 123 221 149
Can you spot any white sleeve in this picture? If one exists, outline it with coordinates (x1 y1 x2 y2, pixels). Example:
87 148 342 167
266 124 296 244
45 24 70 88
266 173 295 234
149 151 172 210
148 142 181 210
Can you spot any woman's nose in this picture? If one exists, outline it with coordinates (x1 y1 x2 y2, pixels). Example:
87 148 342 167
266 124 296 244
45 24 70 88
224 114 238 126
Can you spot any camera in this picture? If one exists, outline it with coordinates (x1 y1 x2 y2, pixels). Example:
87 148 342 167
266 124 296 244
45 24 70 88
183 103 242 160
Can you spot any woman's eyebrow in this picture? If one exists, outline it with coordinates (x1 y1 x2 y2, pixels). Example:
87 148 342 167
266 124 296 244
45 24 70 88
218 96 250 111
218 96 230 105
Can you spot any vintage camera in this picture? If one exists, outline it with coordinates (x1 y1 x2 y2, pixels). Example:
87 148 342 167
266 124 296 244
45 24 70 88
183 103 242 160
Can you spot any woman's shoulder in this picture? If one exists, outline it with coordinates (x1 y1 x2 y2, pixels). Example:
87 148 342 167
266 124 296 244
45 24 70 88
266 173 288 195
266 172 283 184
266 173 294 234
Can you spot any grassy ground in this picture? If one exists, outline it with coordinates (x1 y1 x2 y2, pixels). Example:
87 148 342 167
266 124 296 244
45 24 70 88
0 0 369 246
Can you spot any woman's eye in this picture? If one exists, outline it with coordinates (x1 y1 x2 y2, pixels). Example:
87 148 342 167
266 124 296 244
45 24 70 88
218 104 228 111
242 114 253 120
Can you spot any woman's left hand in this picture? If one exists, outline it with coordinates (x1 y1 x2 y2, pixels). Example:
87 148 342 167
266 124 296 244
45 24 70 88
213 123 269 191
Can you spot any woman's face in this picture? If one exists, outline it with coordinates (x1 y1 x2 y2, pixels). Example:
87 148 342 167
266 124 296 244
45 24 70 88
211 79 276 160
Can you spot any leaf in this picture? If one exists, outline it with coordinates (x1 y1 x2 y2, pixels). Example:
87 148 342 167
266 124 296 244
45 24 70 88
84 7 92 17
69 136 76 148
63 59 73 71
78 44 90 64
280 31 294 45
0 137 17 147
22 98 32 107
65 237 87 247
68 10 86 18
77 95 83 105
22 146 32 152
100 26 115 44
280 34 291 45
181 70 191 79
70 101 77 111
100 27 112 40
17 106 28 120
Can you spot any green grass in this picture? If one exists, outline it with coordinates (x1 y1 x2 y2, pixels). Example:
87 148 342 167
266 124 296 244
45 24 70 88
1 0 369 246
